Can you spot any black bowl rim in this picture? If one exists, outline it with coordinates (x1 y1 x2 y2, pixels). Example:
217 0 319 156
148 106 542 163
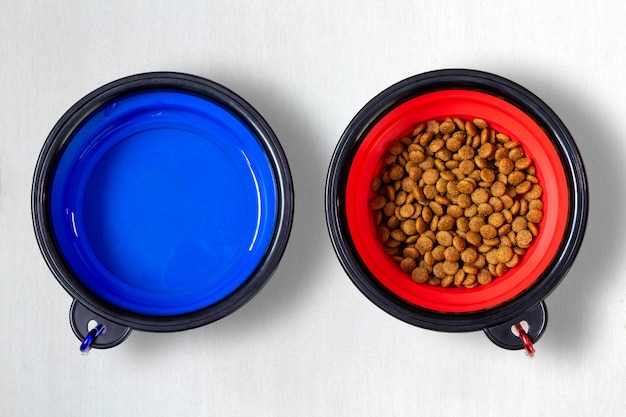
32 71 294 332
325 68 588 332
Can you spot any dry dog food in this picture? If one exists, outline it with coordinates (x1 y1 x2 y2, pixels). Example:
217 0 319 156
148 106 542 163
369 117 544 288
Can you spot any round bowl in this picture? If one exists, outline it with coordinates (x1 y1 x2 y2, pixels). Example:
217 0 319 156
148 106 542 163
33 72 294 348
326 69 587 335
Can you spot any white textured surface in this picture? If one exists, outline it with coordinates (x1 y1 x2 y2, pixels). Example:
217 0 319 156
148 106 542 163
0 1 623 416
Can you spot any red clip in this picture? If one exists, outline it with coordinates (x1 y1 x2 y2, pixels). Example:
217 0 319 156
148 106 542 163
514 323 535 357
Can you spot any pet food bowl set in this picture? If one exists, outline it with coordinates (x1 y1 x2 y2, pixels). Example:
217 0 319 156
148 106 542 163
32 69 587 354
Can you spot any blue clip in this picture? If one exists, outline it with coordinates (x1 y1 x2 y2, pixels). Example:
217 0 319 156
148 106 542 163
79 323 106 354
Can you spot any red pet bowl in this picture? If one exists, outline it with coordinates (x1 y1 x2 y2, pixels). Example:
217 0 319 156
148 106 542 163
326 69 588 352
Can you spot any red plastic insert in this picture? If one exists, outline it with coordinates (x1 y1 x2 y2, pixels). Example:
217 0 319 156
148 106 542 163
345 90 569 313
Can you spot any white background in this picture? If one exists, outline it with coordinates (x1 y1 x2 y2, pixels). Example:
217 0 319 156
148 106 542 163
0 1 623 416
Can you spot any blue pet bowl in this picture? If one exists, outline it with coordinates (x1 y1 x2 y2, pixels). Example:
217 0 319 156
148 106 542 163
32 72 293 350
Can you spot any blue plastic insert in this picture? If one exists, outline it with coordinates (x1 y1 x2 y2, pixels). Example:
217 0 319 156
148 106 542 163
50 90 278 316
